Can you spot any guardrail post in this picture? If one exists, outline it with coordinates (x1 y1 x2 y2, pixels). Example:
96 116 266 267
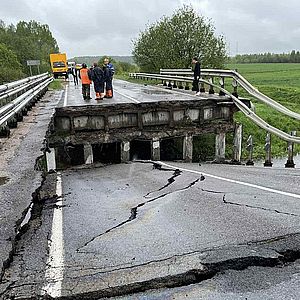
183 134 193 162
173 81 178 89
152 138 161 161
163 80 167 87
285 131 296 168
219 77 225 96
46 148 56 171
264 132 272 167
231 124 242 164
167 81 172 89
84 143 93 165
246 135 254 166
0 125 10 137
121 141 130 162
209 78 215 94
215 132 226 163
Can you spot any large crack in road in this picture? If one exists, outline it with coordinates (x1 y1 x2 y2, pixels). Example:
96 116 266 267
77 163 204 252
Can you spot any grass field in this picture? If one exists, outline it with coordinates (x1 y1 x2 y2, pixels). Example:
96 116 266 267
225 63 300 159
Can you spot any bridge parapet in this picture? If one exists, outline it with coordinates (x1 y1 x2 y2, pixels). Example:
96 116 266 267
50 98 237 143
47 97 246 168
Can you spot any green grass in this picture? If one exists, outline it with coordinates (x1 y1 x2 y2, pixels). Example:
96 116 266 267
48 79 64 90
225 63 300 159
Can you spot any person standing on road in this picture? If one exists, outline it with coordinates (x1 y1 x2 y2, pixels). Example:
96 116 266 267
192 57 201 96
71 66 79 86
103 57 115 98
90 62 105 100
79 63 92 100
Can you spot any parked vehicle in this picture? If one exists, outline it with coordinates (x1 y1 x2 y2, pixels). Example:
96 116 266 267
49 53 68 79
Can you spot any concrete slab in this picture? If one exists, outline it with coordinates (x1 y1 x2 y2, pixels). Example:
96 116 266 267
60 79 230 107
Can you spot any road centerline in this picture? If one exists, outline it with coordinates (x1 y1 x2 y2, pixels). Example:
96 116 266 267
159 162 300 199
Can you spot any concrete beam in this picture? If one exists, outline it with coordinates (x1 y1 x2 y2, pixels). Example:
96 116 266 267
121 141 130 162
46 148 56 171
84 143 93 165
152 138 160 161
232 124 242 164
183 134 193 162
215 133 226 163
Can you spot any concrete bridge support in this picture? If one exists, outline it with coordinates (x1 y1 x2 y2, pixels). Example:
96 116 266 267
215 132 226 163
84 143 93 165
121 141 130 162
152 138 161 161
183 134 193 162
232 124 242 164
46 148 56 171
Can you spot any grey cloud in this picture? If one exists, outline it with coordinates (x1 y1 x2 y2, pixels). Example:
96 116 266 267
0 0 299 57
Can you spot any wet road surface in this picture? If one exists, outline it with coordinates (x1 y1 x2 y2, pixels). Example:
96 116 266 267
1 161 300 299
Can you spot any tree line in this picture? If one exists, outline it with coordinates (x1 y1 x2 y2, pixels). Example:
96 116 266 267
229 51 300 64
71 55 138 74
0 20 59 84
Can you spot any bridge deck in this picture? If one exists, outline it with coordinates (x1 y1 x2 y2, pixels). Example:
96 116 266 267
60 79 231 107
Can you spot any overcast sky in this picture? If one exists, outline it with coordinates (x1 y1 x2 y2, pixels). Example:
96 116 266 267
1 0 299 58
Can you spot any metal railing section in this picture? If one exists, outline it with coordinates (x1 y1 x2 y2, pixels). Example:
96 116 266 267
159 68 300 121
0 76 53 129
0 73 49 107
129 72 300 143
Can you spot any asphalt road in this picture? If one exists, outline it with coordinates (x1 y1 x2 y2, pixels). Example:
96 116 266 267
0 89 62 283
1 161 300 299
61 79 226 107
1 80 300 299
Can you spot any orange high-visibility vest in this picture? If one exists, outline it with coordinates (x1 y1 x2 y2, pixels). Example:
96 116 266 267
80 68 92 84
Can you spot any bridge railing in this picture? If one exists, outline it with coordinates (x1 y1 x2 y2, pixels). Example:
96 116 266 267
129 71 300 144
0 74 53 137
0 73 50 108
158 68 300 121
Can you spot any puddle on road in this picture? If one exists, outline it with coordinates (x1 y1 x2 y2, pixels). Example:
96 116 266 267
0 176 9 186
142 89 171 95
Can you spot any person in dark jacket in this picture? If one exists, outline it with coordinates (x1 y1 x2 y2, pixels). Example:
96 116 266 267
70 66 79 86
90 62 105 100
103 58 115 98
192 57 201 95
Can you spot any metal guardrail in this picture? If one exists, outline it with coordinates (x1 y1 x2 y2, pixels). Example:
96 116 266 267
159 68 300 121
0 73 48 94
0 73 49 108
129 71 300 144
0 75 53 135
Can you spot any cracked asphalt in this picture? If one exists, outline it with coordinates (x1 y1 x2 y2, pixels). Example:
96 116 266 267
1 160 300 299
0 89 62 283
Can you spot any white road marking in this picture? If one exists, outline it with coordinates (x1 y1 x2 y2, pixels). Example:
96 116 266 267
63 85 68 107
42 172 64 297
159 162 300 199
114 89 141 103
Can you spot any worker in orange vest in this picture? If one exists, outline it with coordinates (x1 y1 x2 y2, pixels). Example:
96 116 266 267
79 63 92 100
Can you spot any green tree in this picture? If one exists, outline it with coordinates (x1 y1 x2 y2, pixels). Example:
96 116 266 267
97 55 139 74
0 20 59 76
0 43 24 84
132 5 227 72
